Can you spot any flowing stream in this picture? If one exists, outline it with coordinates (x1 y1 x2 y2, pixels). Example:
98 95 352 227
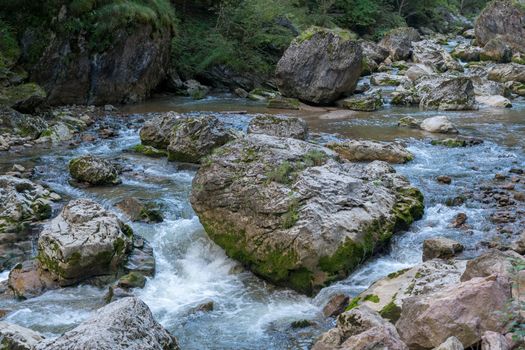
1 92 524 349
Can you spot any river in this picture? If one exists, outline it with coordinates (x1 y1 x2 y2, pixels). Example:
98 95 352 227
0 93 524 349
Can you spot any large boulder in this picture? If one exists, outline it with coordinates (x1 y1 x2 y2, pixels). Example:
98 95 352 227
396 275 512 349
359 39 389 74
36 297 179 350
37 199 133 286
69 155 121 186
0 321 44 350
312 306 407 350
0 107 48 139
8 259 58 299
139 112 183 149
0 176 60 270
348 259 467 323
488 63 525 83
31 20 172 105
412 40 463 72
434 337 464 350
475 0 525 54
417 76 477 110
326 140 413 164
379 27 421 61
166 115 232 163
476 95 512 108
247 115 308 140
460 249 524 283
190 134 424 295
480 38 513 63
338 93 383 112
275 27 362 105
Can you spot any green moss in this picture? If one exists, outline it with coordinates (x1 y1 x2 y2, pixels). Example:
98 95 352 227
345 296 361 311
31 201 52 220
363 294 380 303
296 26 357 44
201 217 314 295
121 224 134 238
130 144 167 158
40 129 54 137
266 161 295 184
267 97 300 110
302 150 328 167
282 198 300 229
431 139 467 148
379 295 401 322
118 271 146 288
387 268 410 279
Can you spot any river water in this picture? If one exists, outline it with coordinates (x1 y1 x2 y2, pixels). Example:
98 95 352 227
0 92 524 349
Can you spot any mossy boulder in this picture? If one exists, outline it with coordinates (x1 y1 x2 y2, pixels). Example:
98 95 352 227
130 144 167 158
190 134 424 295
139 112 183 149
37 199 133 286
275 26 362 105
480 38 513 63
326 140 413 164
0 83 46 113
339 93 383 112
69 155 121 186
116 197 163 223
167 115 232 163
379 27 421 61
266 97 300 110
416 76 477 111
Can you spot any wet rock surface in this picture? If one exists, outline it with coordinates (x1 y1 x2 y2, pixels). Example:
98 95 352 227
326 140 413 164
36 297 179 350
37 199 133 286
69 155 121 186
247 115 308 140
190 133 424 295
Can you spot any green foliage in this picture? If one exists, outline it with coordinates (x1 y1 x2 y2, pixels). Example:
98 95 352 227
0 20 20 70
345 296 361 311
502 258 525 343
363 294 380 303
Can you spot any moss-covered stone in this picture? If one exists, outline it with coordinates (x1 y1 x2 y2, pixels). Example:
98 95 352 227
130 144 167 158
118 271 146 289
379 296 402 322
267 97 300 110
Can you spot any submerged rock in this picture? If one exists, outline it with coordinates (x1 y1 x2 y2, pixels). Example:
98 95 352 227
190 134 423 295
37 199 133 286
0 321 44 350
326 140 413 164
396 275 511 349
275 27 362 104
167 115 232 163
247 115 308 140
379 27 420 61
36 297 179 350
69 155 121 186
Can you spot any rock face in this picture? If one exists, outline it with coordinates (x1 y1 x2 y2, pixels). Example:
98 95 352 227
37 199 133 286
36 297 179 350
475 0 525 54
167 115 232 163
31 23 172 105
379 27 421 61
422 237 464 261
0 321 44 350
420 116 458 134
312 306 407 350
190 134 424 295
417 76 477 110
275 27 362 105
326 140 413 164
480 38 513 63
69 155 121 186
139 112 182 149
0 176 59 270
396 275 512 349
247 115 308 140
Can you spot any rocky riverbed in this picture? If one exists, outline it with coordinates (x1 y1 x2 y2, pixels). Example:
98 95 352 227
1 4 525 348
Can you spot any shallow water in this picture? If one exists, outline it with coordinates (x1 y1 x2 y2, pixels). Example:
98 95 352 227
1 94 524 349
